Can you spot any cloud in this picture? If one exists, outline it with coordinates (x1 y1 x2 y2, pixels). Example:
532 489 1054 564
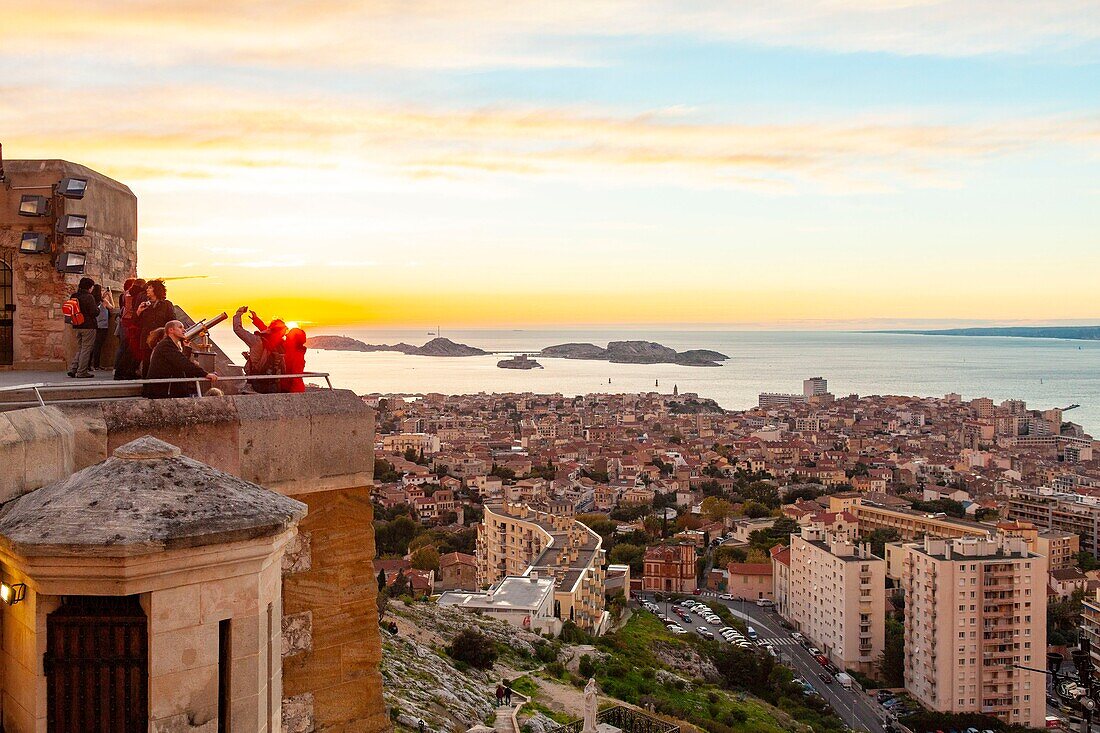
1 1 1098 71
2 84 1096 195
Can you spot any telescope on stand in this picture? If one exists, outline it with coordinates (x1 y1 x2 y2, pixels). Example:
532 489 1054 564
183 312 227 373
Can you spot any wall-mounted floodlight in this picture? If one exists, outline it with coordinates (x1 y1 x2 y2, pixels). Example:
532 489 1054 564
55 214 87 237
56 252 87 274
56 250 88 274
56 177 88 199
0 582 26 605
18 195 51 217
19 232 49 254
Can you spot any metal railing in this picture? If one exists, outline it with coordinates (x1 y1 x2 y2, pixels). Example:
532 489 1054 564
547 705 680 733
0 372 333 409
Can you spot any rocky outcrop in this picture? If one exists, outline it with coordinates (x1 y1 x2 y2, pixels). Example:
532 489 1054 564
540 341 729 367
307 336 487 357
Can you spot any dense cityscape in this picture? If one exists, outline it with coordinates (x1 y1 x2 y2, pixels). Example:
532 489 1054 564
366 378 1100 732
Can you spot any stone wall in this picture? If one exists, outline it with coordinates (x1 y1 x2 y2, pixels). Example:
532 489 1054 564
0 390 388 732
0 159 137 369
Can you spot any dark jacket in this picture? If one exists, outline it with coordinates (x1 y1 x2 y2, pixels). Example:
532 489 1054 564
137 299 175 347
71 290 98 330
143 338 209 399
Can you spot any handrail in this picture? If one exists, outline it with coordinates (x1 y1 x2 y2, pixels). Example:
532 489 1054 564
0 372 334 408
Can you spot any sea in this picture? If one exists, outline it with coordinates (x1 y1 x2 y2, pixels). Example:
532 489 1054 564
274 328 1100 435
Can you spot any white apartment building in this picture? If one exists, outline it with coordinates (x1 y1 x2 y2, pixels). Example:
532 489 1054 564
787 525 885 674
803 377 828 398
902 535 1047 729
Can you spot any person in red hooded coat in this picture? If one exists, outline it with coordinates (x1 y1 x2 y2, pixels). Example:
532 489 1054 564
281 327 307 393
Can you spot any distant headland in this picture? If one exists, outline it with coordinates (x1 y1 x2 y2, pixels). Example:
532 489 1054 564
873 326 1100 341
306 336 730 366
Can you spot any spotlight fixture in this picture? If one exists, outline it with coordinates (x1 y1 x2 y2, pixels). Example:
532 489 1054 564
56 252 87 274
18 195 50 217
56 177 88 200
55 214 87 237
19 232 50 254
0 581 26 605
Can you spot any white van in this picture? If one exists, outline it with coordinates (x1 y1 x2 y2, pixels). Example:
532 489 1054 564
756 598 775 608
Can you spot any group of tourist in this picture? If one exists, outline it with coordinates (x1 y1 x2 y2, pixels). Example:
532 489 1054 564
66 277 308 398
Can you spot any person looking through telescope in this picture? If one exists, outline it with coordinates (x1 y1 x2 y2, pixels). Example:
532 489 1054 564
143 320 218 399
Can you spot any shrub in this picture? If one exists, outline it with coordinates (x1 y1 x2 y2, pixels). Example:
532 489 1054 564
578 654 595 678
446 629 498 670
545 661 566 678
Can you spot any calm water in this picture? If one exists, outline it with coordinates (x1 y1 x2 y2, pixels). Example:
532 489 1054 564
265 328 1100 434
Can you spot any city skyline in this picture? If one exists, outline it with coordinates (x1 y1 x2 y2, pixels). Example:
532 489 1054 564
3 2 1099 327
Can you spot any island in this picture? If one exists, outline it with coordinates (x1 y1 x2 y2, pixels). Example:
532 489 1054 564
874 326 1100 341
306 336 729 366
306 336 488 356
540 340 729 367
497 354 543 370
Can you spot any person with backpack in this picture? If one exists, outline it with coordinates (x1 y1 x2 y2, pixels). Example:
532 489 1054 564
65 277 99 378
232 305 286 393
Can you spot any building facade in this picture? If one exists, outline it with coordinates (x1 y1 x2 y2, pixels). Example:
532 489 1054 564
1007 486 1100 557
476 502 608 635
726 563 773 601
902 535 1047 729
642 543 697 594
787 526 885 674
1 157 137 370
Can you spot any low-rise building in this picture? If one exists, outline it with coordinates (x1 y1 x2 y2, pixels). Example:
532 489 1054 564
438 575 559 635
439 551 478 591
642 543 697 594
1007 486 1100 557
726 563 773 601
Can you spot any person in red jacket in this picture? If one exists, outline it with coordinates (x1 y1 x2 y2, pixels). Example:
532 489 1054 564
281 327 307 393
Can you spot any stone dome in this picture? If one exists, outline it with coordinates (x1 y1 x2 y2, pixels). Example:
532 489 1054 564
0 435 306 557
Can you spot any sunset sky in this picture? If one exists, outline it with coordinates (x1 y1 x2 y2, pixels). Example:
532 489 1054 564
3 2 1098 328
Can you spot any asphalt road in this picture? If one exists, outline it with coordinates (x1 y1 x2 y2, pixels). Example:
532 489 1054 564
640 593 890 732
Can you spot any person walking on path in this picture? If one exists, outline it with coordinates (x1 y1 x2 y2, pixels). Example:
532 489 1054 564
66 277 98 378
495 685 504 706
504 683 512 706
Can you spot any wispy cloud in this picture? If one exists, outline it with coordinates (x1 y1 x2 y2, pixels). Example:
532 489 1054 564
3 85 1095 194
2 1 1098 71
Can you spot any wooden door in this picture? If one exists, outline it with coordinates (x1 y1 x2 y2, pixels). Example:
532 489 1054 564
45 595 148 733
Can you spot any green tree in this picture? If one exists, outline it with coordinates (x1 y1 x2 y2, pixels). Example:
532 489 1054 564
1077 551 1099 572
742 480 780 508
863 528 901 557
376 516 420 555
700 496 734 523
410 546 440 572
608 543 645 573
446 629 498 669
377 568 387 592
742 500 770 518
877 616 905 687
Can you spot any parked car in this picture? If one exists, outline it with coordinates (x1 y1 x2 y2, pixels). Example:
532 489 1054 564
756 598 775 608
719 593 733 600
668 624 688 635
791 632 805 644
818 673 832 684
697 627 714 639
746 626 758 641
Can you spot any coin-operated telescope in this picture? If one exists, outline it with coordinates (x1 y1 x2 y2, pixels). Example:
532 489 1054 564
183 312 227 372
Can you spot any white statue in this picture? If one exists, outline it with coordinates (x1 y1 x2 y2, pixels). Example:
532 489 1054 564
582 678 598 733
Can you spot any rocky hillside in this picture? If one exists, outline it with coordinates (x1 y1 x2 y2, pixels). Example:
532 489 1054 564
540 341 729 367
380 600 825 733
306 336 487 356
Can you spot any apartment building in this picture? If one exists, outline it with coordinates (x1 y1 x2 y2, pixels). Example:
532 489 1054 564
476 501 608 635
902 535 1046 729
787 526 885 674
828 495 990 541
771 545 791 618
1007 486 1100 556
381 432 442 455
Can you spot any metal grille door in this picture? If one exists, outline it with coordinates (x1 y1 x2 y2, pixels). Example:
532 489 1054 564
46 596 148 733
0 251 13 366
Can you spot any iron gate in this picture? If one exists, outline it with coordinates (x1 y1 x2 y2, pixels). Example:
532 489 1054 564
45 595 148 733
0 251 12 366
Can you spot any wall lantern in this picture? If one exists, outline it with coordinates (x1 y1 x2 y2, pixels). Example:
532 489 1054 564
18 195 50 217
56 177 89 199
56 252 87 274
0 582 26 605
19 232 50 254
55 214 87 237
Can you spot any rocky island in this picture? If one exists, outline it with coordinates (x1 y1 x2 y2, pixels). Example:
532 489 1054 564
306 336 488 356
497 354 543 370
541 340 729 367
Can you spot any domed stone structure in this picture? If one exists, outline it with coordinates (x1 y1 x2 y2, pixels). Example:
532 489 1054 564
0 435 306 733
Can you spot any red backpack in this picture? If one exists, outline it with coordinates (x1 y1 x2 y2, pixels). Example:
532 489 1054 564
62 297 85 326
